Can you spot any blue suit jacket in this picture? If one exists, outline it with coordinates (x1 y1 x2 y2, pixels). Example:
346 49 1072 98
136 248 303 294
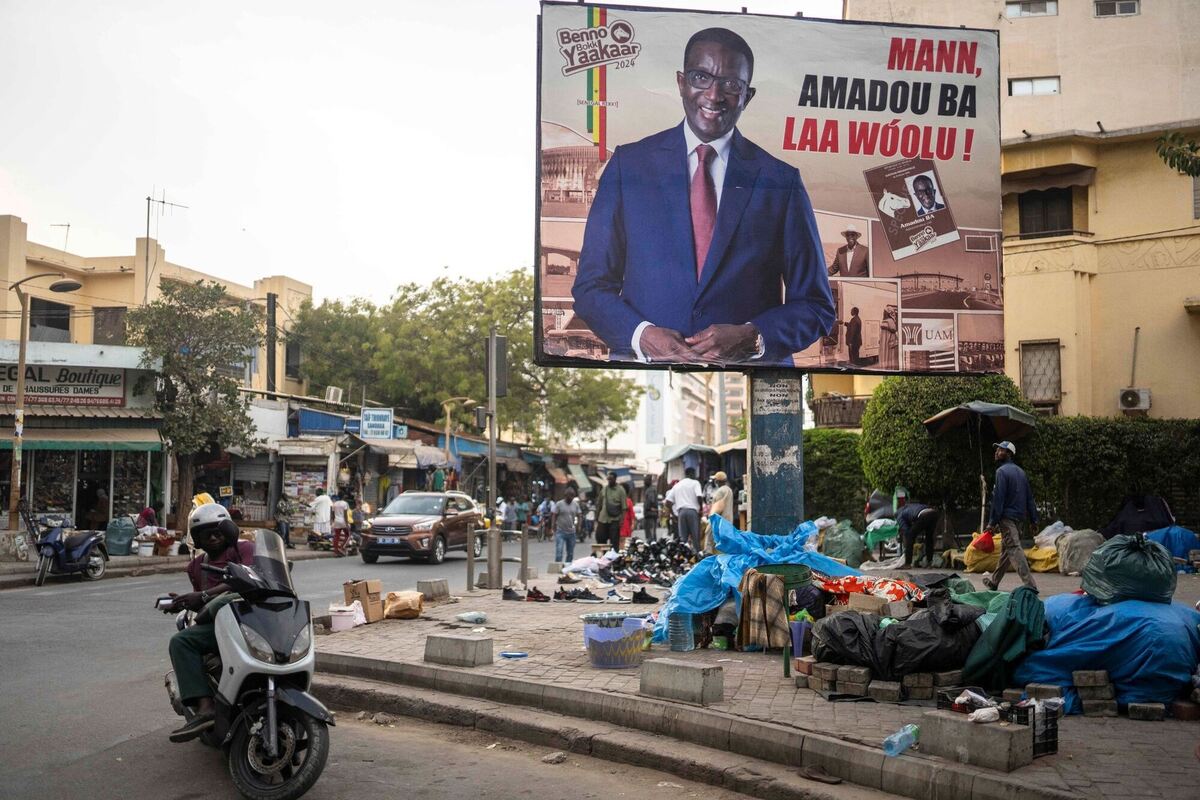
572 123 834 365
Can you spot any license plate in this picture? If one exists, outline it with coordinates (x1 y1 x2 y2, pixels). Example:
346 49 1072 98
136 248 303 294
380 537 397 545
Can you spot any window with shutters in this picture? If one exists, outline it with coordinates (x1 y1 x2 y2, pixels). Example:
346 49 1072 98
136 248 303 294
29 298 71 342
1009 76 1060 96
1020 340 1061 414
285 340 302 379
93 307 127 345
1006 1 1057 17
1018 188 1074 238
1094 0 1139 16
1193 176 1200 220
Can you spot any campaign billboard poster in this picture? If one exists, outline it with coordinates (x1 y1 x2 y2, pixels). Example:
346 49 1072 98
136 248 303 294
535 2 1002 375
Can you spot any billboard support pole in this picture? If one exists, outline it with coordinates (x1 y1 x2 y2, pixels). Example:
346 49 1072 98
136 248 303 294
747 370 804 535
486 325 502 589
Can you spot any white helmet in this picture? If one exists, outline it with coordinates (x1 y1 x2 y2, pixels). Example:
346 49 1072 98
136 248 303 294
190 502 239 548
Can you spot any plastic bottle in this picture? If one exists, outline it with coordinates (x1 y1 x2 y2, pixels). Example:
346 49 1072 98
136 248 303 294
667 612 695 652
881 724 919 757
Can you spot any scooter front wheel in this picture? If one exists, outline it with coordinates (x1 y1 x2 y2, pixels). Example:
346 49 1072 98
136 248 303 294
228 706 329 800
34 555 49 587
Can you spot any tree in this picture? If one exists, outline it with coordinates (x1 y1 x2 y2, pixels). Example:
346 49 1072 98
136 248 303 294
1155 132 1200 177
803 428 867 527
126 280 264 521
858 375 1031 509
287 299 382 406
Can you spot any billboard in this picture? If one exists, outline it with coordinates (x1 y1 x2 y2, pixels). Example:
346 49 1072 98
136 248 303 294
535 2 1002 374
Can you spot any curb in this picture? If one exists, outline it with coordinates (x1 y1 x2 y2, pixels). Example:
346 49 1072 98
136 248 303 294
316 651 1082 800
312 675 887 800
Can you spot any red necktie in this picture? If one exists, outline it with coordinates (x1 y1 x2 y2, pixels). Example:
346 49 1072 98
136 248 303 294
690 144 716 280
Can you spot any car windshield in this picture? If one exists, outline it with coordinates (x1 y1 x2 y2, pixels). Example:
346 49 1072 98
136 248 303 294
381 494 445 516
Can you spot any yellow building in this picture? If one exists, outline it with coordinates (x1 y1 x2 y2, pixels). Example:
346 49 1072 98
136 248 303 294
814 0 1200 424
0 214 311 396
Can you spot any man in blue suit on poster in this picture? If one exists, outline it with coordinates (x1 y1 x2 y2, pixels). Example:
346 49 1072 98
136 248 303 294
572 27 834 366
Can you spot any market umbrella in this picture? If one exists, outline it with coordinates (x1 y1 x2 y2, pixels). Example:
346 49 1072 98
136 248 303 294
922 402 1037 536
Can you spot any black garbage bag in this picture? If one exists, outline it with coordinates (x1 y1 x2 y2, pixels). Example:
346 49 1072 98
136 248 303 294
877 590 984 679
811 611 886 673
1081 532 1177 604
792 584 828 621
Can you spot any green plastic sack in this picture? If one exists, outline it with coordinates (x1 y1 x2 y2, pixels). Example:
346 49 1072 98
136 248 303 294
1081 533 1176 604
864 521 899 548
821 520 866 568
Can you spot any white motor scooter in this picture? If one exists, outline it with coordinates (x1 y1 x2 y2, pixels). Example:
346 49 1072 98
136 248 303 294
156 529 333 800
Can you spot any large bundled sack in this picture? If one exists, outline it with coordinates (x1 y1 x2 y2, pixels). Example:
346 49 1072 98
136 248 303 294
821 520 866 568
383 590 424 619
962 586 1047 691
1081 533 1176 604
963 533 1001 573
811 611 886 674
1057 529 1103 575
1023 545 1059 573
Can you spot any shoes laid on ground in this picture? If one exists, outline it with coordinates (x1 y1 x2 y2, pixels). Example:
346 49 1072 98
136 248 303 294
626 572 651 584
502 587 523 601
552 588 574 602
169 713 215 743
605 589 632 604
588 579 615 590
526 587 550 602
557 574 581 584
574 588 604 604
982 577 998 591
631 587 658 604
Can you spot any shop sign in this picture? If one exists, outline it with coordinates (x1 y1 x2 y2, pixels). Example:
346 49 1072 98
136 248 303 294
360 407 394 439
393 423 408 439
219 485 233 498
0 365 125 406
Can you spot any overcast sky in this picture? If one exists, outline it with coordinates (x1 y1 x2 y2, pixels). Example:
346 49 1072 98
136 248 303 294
0 0 842 304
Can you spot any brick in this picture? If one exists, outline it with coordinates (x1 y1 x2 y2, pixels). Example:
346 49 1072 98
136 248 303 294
1076 683 1115 700
1128 702 1165 721
868 680 902 702
836 665 871 683
906 686 934 700
1081 699 1118 717
921 710 1033 772
808 675 835 693
933 670 963 687
839 680 868 696
794 656 816 676
811 662 840 681
1169 700 1200 721
848 593 888 614
639 658 723 706
1071 670 1110 687
1002 688 1024 703
423 634 493 667
901 672 933 688
793 674 809 689
883 600 913 619
1025 682 1063 699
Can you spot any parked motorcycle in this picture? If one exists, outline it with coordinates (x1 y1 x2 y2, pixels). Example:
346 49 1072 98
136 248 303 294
28 504 108 587
156 529 333 800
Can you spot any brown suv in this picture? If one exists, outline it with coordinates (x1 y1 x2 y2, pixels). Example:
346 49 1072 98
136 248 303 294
360 491 482 565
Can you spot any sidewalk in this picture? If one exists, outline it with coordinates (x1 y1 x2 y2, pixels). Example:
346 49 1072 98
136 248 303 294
0 547 334 590
315 570 1200 800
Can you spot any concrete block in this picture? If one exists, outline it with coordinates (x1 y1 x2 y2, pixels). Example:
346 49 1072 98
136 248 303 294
1128 702 1165 721
811 662 840 681
808 675 835 693
1025 682 1063 699
921 710 1033 772
1170 700 1200 721
727 718 806 767
793 656 815 675
417 578 449 601
519 567 538 581
1081 699 1118 717
825 604 850 616
933 669 963 687
868 680 902 702
639 658 723 706
423 634 493 667
906 686 934 700
839 680 868 696
547 562 563 574
879 752 937 799
848 593 888 614
1071 670 1110 687
901 672 933 688
836 665 871 684
1076 683 1115 700
883 600 913 619
670 707 732 751
1002 688 1025 703
793 674 809 689
801 734 884 789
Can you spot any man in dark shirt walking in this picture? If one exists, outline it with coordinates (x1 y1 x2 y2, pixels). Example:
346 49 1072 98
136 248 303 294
896 501 939 568
983 441 1038 591
642 474 660 543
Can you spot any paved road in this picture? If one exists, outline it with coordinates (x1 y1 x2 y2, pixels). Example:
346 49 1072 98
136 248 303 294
0 538 563 792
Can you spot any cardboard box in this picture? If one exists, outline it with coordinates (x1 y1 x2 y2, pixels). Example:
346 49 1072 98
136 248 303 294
344 579 384 623
848 593 888 614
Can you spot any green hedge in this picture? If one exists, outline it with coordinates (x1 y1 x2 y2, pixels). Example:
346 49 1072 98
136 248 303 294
803 428 867 528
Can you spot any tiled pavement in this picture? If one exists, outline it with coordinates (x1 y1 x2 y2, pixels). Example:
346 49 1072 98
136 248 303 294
317 570 1200 800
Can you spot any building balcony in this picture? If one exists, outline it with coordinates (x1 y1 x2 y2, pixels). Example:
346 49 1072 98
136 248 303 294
811 395 870 429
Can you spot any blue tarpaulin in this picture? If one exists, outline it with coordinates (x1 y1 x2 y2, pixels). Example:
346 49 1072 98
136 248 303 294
651 516 862 643
1013 593 1200 714
1145 526 1200 573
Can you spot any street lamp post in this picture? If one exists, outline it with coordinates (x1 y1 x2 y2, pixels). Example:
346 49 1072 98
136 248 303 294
4 273 82 559
441 396 476 465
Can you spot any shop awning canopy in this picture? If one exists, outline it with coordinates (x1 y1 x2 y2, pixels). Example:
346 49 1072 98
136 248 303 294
0 403 161 420
497 456 532 473
567 463 591 487
278 436 338 458
0 427 162 451
661 443 718 463
714 438 747 455
546 465 568 484
414 445 452 469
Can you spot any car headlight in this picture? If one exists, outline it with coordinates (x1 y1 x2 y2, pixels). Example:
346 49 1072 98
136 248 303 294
413 522 434 532
239 623 274 663
289 626 311 663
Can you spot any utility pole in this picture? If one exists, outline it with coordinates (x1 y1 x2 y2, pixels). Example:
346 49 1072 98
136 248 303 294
485 325 501 589
265 293 277 393
747 371 804 535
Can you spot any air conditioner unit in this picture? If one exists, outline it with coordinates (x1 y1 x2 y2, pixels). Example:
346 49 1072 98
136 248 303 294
1118 387 1150 412
324 386 344 404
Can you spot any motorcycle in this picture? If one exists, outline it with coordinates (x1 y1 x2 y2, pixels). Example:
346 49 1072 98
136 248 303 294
28 504 108 587
156 529 333 800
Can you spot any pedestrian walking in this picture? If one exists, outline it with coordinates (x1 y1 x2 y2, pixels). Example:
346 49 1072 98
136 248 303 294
274 495 295 549
501 495 518 533
551 488 581 564
595 473 627 552
431 466 446 492
619 495 635 549
537 496 554 542
641 474 659 543
896 500 940 568
582 494 595 541
516 495 531 535
665 468 703 552
983 441 1039 591
309 488 332 546
331 494 351 556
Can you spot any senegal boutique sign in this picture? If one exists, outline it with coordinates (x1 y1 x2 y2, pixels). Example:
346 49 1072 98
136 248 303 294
0 365 125 406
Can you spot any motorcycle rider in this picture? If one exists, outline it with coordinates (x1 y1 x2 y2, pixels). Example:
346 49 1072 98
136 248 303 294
165 502 254 743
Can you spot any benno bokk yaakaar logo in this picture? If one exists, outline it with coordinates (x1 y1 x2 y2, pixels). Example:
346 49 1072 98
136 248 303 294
557 19 640 76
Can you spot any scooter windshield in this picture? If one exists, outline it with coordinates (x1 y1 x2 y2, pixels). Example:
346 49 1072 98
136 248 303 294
242 529 296 595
